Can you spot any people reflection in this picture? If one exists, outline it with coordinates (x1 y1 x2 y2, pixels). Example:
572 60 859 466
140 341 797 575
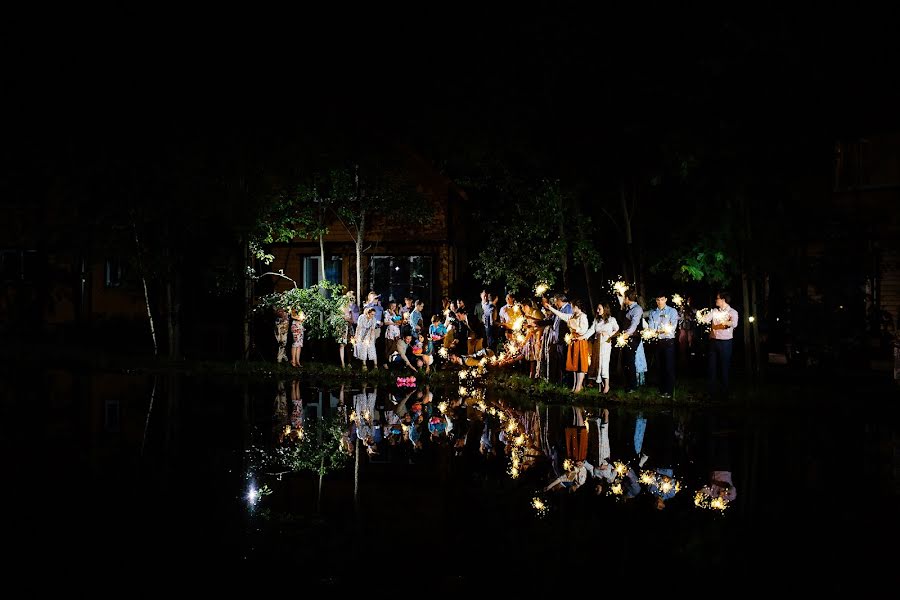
695 415 737 510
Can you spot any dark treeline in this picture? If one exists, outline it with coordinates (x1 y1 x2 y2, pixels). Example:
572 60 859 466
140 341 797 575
2 15 898 372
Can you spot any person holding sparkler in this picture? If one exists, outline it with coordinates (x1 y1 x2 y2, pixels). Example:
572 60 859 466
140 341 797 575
618 289 644 393
698 291 739 400
543 296 590 393
648 293 679 398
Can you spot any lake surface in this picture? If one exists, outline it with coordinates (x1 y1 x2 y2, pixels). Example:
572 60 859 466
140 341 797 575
3 367 897 589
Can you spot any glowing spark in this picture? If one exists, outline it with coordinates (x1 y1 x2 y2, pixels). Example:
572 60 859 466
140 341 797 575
615 334 628 348
661 323 675 336
349 410 357 421
506 421 517 433
512 316 525 332
514 434 525 446
458 386 468 397
247 487 258 504
614 462 627 476
458 370 467 380
748 316 755 323
534 283 549 297
516 333 526 344
660 480 673 494
613 281 629 296
564 333 572 345
611 484 623 495
532 497 547 516
476 400 487 412
438 347 449 359
641 329 657 341
563 459 572 471
510 467 519 478
480 357 488 366
438 401 448 414
711 497 727 510
672 294 683 307
640 471 656 485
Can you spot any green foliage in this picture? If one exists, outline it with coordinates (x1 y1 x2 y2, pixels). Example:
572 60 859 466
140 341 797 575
471 179 571 293
271 414 351 476
652 236 736 286
254 281 348 342
250 180 330 266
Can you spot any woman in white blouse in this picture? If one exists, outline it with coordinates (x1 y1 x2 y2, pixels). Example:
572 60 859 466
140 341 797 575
543 297 591 393
583 303 619 394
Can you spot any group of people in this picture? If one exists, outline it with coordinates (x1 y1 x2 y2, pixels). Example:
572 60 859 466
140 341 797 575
276 284 741 399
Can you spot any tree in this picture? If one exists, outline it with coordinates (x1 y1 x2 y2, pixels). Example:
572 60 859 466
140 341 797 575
470 178 600 298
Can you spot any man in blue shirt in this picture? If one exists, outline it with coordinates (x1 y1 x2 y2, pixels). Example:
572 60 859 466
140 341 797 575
620 289 643 393
648 293 679 398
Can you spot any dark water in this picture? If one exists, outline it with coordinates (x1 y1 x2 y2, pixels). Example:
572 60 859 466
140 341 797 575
2 367 897 589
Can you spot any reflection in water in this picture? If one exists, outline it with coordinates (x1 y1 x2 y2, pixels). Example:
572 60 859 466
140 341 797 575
9 367 895 583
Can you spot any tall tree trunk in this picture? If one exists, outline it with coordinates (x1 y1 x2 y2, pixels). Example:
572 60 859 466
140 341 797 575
141 375 158 457
583 261 595 312
621 182 636 288
133 224 158 356
318 233 326 284
356 210 365 303
317 454 325 513
354 437 360 521
559 220 569 293
750 273 761 380
243 237 252 359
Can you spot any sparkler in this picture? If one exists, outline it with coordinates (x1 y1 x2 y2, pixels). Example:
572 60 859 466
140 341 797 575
615 333 628 348
506 421 517 433
532 497 548 517
613 281 629 296
534 283 549 297
438 401 448 414
614 462 627 477
516 333 526 344
694 491 729 511
661 323 675 336
672 294 683 307
458 370 468 380
641 329 658 341
564 333 572 345
639 471 656 485
563 459 572 472
514 434 525 446
611 484 623 496
476 400 487 412
438 347 449 359
458 386 468 397
512 316 525 332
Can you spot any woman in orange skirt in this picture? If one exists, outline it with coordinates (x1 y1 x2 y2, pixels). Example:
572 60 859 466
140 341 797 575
544 298 590 393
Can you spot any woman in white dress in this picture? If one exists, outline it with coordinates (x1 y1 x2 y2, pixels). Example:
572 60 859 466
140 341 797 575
583 303 619 394
354 306 379 371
